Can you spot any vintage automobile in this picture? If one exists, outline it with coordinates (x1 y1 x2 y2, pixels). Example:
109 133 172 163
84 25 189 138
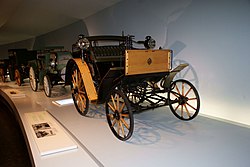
0 59 10 82
65 34 200 141
29 48 73 97
8 49 37 86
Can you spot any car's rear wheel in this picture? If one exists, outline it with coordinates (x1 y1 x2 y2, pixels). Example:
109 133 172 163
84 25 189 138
29 67 38 91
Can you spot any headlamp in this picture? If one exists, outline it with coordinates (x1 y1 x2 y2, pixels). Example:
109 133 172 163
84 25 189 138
78 37 90 49
144 36 156 49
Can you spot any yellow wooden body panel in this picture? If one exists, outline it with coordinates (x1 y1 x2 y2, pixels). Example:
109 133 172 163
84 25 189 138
125 49 171 76
74 58 98 102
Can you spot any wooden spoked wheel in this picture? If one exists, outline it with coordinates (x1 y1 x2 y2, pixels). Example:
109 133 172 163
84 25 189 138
106 89 134 141
168 79 200 120
0 68 5 82
29 67 38 91
15 69 21 86
43 75 52 97
71 65 89 116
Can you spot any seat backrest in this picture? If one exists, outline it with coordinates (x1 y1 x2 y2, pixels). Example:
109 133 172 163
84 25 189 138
92 46 125 62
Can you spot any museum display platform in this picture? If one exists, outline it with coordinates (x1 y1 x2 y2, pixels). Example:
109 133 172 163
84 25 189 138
1 81 250 167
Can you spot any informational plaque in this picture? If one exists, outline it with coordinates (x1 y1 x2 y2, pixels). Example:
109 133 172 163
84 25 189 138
25 111 77 156
52 98 74 107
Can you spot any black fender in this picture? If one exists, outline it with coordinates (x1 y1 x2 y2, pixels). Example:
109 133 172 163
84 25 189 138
65 59 76 85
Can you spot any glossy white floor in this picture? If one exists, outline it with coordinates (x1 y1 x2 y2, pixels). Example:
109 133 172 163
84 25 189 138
1 81 250 167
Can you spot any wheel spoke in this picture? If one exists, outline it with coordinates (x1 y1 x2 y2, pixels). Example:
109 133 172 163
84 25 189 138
111 95 117 109
107 102 116 113
186 102 197 111
188 97 197 101
184 87 192 97
112 119 117 127
181 105 183 117
117 122 121 136
175 84 181 95
174 104 180 111
79 80 84 90
184 104 191 118
79 99 85 111
121 113 129 118
119 121 125 137
74 94 80 103
182 82 184 96
80 98 86 110
120 117 129 130
118 102 125 113
116 94 120 111
72 73 76 86
78 90 86 94
78 99 83 111
78 93 86 108
79 85 84 90
171 91 180 98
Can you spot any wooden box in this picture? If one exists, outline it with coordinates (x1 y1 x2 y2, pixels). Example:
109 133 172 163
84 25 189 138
125 49 172 76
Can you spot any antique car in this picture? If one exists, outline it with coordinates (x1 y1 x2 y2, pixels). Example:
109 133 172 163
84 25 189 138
0 59 10 82
29 48 73 97
8 49 37 86
64 34 200 141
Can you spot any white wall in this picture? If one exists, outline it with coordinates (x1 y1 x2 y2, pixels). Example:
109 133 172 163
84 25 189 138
84 0 250 125
33 20 88 50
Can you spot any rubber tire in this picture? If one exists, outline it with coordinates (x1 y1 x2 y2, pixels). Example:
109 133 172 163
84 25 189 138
43 75 52 97
29 67 38 91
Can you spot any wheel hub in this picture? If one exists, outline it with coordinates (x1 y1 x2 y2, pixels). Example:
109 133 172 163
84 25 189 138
179 96 188 105
73 87 78 94
114 111 120 120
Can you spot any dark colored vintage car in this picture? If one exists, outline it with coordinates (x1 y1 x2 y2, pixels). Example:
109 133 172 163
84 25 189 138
29 47 73 97
8 49 37 86
0 59 10 82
